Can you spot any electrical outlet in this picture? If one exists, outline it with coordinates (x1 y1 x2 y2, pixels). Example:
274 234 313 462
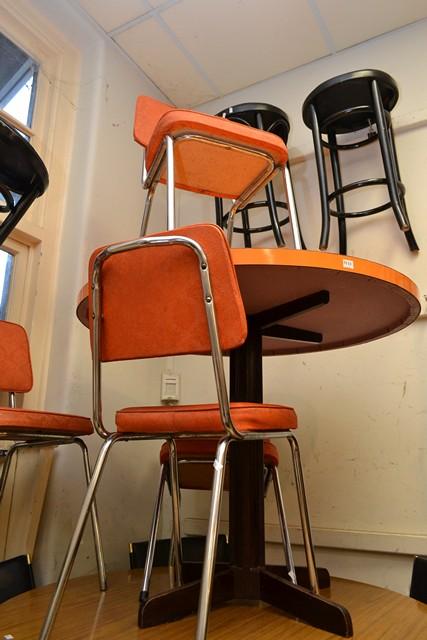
161 372 180 404
419 294 427 319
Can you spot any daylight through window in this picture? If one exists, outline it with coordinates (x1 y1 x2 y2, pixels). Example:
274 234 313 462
0 32 39 127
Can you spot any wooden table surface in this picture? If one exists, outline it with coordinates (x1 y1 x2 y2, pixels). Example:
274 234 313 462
1 569 426 639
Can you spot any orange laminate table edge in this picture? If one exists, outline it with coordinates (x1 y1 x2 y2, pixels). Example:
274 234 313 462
231 247 419 297
76 248 421 335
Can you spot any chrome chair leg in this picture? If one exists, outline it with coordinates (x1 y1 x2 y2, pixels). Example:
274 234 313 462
283 164 302 250
75 438 107 592
139 464 167 602
287 435 319 594
168 439 183 587
0 443 21 501
271 465 297 584
196 438 230 640
166 135 175 230
39 435 117 640
226 199 238 245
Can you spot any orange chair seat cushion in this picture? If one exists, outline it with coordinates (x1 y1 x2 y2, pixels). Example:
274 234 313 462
134 96 288 199
0 408 93 436
159 438 279 467
116 402 297 435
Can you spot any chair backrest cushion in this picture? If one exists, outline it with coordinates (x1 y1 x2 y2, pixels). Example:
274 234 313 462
0 321 33 393
89 224 247 362
134 96 174 149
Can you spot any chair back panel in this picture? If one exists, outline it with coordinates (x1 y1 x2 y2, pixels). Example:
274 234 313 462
0 321 33 393
89 224 247 362
134 95 173 149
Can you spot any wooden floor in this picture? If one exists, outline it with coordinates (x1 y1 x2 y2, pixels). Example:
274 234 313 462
1 568 426 639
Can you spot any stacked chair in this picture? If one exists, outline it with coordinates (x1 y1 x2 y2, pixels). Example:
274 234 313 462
39 98 328 640
133 95 303 249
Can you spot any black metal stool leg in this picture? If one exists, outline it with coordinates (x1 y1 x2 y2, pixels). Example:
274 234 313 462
241 208 252 247
264 181 286 246
388 124 419 251
309 105 330 250
214 197 224 227
371 79 409 232
328 132 347 255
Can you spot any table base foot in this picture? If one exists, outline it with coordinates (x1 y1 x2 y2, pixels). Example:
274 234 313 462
260 569 353 637
139 569 233 628
139 566 352 636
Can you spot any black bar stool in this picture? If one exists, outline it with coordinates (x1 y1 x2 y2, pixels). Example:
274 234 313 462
302 69 418 254
0 116 48 245
215 102 304 248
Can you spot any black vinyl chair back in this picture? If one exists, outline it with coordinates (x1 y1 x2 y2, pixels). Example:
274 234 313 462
302 69 418 255
0 554 35 603
215 102 304 248
0 116 48 245
410 555 427 604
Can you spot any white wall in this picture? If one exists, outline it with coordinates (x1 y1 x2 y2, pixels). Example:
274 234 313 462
24 3 427 598
177 20 427 595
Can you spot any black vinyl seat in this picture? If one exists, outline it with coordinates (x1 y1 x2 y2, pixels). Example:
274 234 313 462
215 102 304 248
0 116 48 245
302 69 418 254
0 554 35 604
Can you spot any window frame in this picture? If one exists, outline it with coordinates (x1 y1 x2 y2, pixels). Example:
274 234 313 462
0 1 80 408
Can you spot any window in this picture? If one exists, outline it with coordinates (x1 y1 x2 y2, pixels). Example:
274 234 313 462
0 249 14 320
0 32 38 128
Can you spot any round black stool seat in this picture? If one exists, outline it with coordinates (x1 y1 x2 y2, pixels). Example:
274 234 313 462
215 102 303 248
302 69 418 254
0 116 49 244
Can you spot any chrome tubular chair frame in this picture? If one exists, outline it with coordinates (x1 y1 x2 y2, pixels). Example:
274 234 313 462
0 433 106 591
139 133 302 249
40 232 313 640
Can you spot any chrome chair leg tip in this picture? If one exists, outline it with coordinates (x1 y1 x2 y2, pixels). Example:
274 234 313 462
139 589 149 604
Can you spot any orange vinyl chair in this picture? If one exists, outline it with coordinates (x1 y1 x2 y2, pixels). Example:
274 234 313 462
0 321 106 591
140 438 299 600
133 96 303 249
39 223 315 640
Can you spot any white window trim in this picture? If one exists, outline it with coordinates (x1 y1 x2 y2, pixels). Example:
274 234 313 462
0 1 81 408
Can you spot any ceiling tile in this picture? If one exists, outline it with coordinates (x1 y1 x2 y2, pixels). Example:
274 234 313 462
146 0 178 7
114 18 216 106
315 0 427 51
77 0 151 33
160 0 330 95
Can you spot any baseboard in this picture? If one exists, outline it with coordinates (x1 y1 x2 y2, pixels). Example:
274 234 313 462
184 518 427 556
